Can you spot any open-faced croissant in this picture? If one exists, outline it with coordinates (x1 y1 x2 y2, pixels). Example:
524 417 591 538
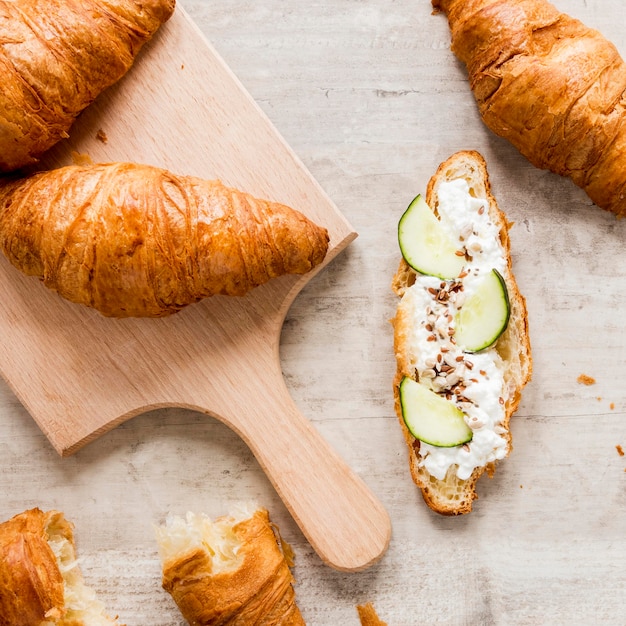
0 508 122 625
433 0 626 216
0 162 330 317
0 0 175 173
155 506 305 625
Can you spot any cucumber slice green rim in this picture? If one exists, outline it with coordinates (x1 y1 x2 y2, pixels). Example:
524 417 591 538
399 377 473 448
398 194 465 280
455 268 510 353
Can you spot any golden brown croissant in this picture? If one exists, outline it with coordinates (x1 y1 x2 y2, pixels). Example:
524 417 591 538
433 0 626 216
155 507 305 625
0 162 329 317
0 0 175 172
0 508 122 625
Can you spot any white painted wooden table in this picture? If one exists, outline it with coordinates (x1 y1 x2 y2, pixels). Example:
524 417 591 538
0 1 624 623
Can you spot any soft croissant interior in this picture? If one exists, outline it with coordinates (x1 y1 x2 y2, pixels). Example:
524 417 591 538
155 503 256 575
42 513 118 625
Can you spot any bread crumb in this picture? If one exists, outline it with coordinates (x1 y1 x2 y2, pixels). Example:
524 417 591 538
577 374 596 385
357 603 387 626
617 445 624 457
70 151 93 166
95 129 108 144
610 402 615 410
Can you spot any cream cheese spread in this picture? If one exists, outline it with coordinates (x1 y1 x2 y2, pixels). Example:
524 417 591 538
399 178 509 480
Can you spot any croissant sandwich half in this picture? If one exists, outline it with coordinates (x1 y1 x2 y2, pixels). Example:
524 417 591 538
392 151 532 514
433 0 626 216
155 506 305 625
0 508 122 626
0 162 330 317
0 0 175 172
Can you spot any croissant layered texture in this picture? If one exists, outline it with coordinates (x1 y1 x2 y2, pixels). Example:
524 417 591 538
0 162 330 317
433 0 626 216
0 508 121 625
0 0 175 172
156 507 305 625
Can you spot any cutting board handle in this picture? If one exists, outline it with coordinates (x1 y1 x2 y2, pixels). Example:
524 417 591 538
209 372 391 572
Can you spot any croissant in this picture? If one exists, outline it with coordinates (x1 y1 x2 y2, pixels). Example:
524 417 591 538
433 0 626 216
0 508 122 625
0 162 329 317
0 0 175 173
155 507 305 625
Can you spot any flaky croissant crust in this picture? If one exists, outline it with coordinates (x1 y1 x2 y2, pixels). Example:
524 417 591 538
161 509 305 626
0 162 329 317
0 0 175 172
433 0 626 215
0 509 69 626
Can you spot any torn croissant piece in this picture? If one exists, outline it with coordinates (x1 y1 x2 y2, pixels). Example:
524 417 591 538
0 0 175 172
0 162 330 317
433 0 626 216
0 508 122 626
155 506 305 626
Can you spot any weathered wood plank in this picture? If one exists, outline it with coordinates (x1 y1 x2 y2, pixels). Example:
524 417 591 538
0 0 624 623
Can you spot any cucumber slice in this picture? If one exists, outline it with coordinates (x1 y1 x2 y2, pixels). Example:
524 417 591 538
455 269 510 352
398 194 465 279
399 377 473 448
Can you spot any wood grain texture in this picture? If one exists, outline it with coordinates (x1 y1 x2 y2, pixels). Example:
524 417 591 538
0 0 625 623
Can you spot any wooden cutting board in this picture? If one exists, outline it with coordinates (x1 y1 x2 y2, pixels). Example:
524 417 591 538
0 6 390 572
